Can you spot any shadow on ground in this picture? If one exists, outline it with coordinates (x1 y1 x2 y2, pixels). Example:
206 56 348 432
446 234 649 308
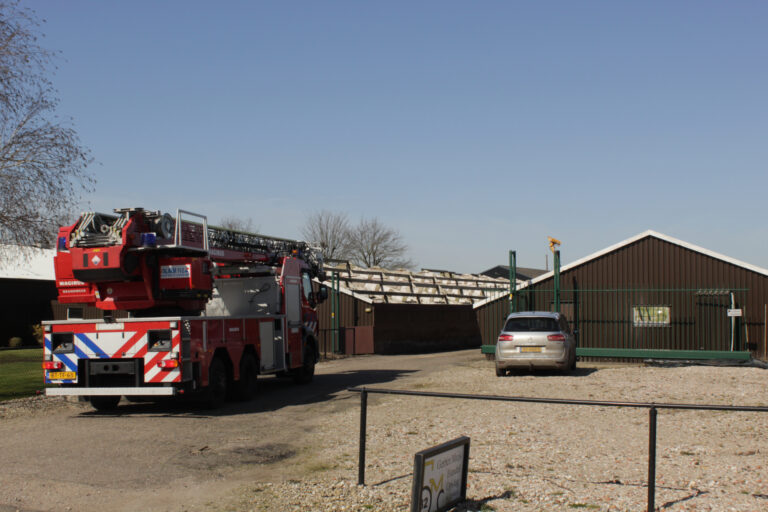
503 367 597 378
74 368 416 418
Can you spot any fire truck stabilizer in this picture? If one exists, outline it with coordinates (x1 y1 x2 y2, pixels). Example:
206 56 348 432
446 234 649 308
43 208 327 410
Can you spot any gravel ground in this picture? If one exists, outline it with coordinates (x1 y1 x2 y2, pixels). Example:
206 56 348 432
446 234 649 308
3 355 768 511
236 358 768 511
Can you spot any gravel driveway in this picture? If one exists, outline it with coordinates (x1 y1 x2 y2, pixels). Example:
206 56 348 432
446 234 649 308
1 351 767 511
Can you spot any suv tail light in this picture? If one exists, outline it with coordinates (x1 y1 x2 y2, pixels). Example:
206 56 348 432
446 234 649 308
498 334 514 342
547 334 566 342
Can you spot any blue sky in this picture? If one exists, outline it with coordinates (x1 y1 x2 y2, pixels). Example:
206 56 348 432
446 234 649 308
28 1 768 273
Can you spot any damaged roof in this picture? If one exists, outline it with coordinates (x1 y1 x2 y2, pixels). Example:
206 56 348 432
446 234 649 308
322 262 513 305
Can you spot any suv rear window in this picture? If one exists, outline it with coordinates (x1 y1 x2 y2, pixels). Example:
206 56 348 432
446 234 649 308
503 317 560 332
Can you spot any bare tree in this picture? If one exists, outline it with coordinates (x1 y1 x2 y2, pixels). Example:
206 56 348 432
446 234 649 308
218 215 257 233
348 217 413 269
0 1 92 248
301 210 352 261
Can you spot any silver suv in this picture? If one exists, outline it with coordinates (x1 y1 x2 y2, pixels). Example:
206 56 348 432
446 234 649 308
495 311 576 376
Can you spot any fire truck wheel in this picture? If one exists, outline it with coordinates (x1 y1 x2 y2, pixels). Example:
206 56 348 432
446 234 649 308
204 358 228 408
293 344 315 385
236 354 259 401
90 395 121 411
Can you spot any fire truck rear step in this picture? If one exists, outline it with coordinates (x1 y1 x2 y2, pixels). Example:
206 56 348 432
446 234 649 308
46 387 177 396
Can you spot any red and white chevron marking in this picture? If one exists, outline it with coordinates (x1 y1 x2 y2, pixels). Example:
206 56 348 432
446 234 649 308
49 323 181 384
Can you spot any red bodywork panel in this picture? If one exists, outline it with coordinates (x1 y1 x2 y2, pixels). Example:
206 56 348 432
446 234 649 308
55 212 213 311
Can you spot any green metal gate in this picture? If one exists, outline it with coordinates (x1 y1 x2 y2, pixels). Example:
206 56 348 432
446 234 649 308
479 288 751 360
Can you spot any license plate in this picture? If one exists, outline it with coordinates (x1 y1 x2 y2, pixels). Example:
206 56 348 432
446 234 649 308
520 347 542 353
48 371 76 380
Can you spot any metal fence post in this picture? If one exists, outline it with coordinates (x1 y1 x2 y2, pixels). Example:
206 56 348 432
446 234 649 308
332 272 339 353
648 407 657 511
509 250 517 314
358 387 368 486
554 250 561 313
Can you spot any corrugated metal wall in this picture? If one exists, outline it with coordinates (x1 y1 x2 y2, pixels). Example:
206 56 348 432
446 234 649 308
315 291 374 355
50 301 130 321
476 236 768 358
316 291 482 355
373 303 481 354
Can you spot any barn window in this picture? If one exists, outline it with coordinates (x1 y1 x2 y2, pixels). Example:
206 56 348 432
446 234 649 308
633 305 670 327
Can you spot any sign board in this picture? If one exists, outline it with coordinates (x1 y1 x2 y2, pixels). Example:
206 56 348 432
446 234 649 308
727 309 743 317
411 436 470 512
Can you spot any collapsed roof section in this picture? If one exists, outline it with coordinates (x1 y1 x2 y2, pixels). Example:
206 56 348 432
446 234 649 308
322 262 512 305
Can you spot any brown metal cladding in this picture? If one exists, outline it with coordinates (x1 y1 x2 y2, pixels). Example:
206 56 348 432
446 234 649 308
476 235 768 359
315 292 482 355
372 303 481 354
315 290 374 355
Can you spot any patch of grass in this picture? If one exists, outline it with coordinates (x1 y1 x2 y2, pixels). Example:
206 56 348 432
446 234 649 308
0 348 43 401
680 450 696 456
0 348 42 364
568 504 599 509
480 505 495 511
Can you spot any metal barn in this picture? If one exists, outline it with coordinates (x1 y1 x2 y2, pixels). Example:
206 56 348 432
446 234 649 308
476 231 768 360
0 246 58 346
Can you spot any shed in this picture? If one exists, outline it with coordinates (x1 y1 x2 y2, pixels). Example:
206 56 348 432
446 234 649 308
480 265 547 282
318 264 509 355
0 246 57 346
475 231 768 360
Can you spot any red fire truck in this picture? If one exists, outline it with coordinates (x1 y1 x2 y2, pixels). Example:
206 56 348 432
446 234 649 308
43 208 326 410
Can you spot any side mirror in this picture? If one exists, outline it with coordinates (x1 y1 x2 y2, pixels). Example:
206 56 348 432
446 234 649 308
315 286 329 304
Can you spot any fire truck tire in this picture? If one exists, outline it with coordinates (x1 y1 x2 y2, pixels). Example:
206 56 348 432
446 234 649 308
293 344 315 385
203 358 228 408
236 354 259 401
90 395 121 411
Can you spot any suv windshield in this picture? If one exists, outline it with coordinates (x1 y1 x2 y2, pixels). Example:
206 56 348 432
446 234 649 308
504 317 560 332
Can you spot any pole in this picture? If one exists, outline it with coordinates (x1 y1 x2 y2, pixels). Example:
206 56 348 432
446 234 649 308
358 388 368 485
648 407 657 511
333 272 340 353
330 271 335 353
509 250 517 314
331 272 338 353
554 250 561 313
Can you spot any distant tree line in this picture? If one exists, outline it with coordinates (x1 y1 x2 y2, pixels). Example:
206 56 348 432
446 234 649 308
301 210 413 270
